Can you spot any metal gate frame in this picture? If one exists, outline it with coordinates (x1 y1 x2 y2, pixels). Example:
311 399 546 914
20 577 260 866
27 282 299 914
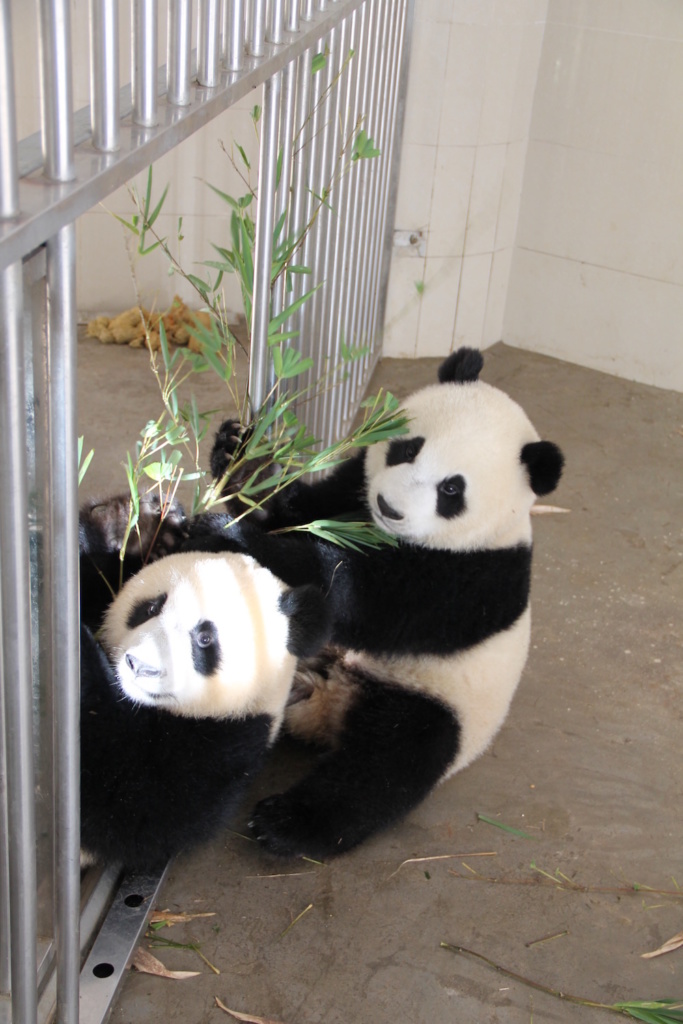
0 2 413 1022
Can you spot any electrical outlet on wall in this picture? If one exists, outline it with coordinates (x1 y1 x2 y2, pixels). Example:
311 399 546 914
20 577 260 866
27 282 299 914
393 229 426 257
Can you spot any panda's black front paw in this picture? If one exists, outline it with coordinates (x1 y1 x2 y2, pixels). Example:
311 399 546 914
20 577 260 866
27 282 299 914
249 793 338 860
182 512 243 553
210 418 246 484
79 492 186 560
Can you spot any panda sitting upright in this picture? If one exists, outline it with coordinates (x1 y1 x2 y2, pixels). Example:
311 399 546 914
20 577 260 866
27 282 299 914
190 348 564 860
79 497 329 871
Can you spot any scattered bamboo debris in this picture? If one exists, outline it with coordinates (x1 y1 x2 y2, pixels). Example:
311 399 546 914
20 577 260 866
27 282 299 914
476 813 534 839
525 930 569 948
279 903 314 941
531 504 571 515
148 934 220 975
446 862 683 901
149 909 216 929
440 943 683 1022
642 932 683 960
387 851 497 880
131 947 200 980
215 997 285 1023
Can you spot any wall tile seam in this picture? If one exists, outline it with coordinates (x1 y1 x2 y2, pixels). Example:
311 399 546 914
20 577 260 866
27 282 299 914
514 244 683 290
543 21 683 44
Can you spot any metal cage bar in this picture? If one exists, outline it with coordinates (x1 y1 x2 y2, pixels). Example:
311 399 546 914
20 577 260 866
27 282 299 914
90 0 120 151
167 0 193 106
0 2 413 1021
0 258 37 1024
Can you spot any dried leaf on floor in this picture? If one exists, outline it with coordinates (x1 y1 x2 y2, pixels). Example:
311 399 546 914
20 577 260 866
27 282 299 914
215 997 285 1023
641 931 683 959
131 947 200 979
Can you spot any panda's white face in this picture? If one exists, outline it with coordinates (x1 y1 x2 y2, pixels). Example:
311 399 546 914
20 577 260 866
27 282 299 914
100 551 296 722
365 380 542 552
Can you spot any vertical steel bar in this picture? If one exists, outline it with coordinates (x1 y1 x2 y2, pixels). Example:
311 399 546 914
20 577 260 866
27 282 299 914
285 46 312 366
46 224 80 1024
307 25 336 437
328 8 359 439
355 0 392 378
286 0 300 33
90 0 120 152
0 0 19 218
348 0 382 405
198 0 222 87
297 43 325 403
132 0 158 127
0 601 9 997
248 0 267 56
272 56 298 321
0 633 9 998
364 0 405 375
289 48 313 262
38 0 75 181
269 0 285 42
336 0 368 421
301 0 314 20
227 0 246 70
249 71 282 413
375 0 413 344
316 19 348 440
0 260 37 1024
168 0 193 105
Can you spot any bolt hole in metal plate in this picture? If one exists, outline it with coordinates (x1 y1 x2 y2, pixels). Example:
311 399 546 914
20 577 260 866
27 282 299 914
79 867 168 1024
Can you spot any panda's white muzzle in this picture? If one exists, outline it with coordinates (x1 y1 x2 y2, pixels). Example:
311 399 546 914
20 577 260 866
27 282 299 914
125 652 163 679
376 493 403 521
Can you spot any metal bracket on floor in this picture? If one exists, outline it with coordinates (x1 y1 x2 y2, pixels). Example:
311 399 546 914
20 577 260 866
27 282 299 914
78 865 169 1024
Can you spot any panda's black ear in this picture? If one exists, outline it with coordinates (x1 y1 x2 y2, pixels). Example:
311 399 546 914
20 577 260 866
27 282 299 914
280 585 332 658
438 347 484 384
521 441 565 496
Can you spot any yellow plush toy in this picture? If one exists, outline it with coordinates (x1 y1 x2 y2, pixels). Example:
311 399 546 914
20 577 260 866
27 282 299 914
86 296 212 353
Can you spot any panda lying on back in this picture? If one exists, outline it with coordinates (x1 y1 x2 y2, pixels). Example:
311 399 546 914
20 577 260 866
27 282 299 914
189 348 564 860
79 497 329 871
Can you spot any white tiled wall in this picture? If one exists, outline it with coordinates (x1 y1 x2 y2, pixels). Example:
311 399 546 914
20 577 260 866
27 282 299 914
11 0 683 389
506 0 683 390
383 0 548 358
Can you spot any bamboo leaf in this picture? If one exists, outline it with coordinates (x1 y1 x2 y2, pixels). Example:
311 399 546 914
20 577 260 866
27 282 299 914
78 437 94 486
267 283 323 335
477 813 534 839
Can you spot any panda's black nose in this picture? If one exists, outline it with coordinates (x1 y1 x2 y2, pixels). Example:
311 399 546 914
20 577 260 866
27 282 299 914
377 493 404 521
125 653 161 679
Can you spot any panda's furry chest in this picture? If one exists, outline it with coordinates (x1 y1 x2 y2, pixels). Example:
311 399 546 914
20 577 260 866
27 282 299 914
323 540 532 659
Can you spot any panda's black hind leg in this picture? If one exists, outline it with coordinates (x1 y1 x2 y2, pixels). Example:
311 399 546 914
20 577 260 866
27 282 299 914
249 679 461 860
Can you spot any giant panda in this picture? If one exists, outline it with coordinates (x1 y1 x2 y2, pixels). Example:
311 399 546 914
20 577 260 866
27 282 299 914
79 497 329 871
187 347 564 860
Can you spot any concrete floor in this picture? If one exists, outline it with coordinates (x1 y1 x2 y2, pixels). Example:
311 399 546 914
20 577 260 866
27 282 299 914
78 337 683 1024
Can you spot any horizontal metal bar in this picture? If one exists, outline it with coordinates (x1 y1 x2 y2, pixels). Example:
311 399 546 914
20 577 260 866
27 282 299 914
0 0 364 274
78 868 168 1024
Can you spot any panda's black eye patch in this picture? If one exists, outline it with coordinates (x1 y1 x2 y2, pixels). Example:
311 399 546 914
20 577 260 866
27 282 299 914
191 620 221 676
126 593 167 630
436 474 466 519
386 436 425 467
